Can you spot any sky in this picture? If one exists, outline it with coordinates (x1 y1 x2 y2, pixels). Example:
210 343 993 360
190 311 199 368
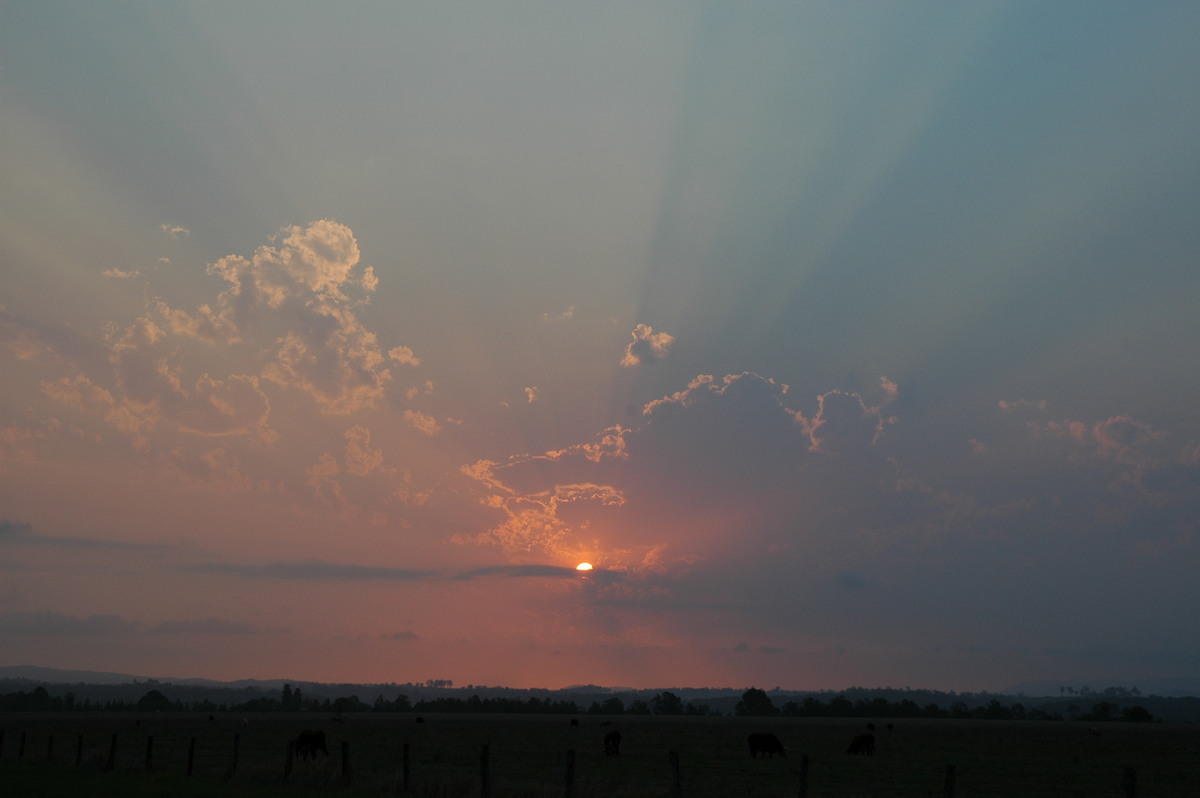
2 1 1199 693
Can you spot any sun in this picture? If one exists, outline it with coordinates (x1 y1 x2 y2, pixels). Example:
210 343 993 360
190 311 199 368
575 562 593 572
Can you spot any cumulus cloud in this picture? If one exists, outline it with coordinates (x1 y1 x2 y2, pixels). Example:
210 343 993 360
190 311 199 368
35 220 404 466
797 388 894 454
305 452 345 509
159 223 190 239
0 306 52 361
542 305 575 324
620 323 674 366
457 371 934 625
161 219 395 415
388 345 421 366
92 317 274 441
404 409 442 436
344 425 388 476
457 478 626 556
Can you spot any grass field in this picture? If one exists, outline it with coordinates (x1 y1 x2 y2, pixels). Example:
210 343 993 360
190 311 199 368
2 712 1199 796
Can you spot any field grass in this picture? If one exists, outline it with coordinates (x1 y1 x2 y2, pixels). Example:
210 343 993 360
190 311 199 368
2 712 1199 797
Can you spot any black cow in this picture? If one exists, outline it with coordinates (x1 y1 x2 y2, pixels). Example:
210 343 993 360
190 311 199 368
294 730 329 761
604 730 622 756
748 732 787 759
847 732 875 755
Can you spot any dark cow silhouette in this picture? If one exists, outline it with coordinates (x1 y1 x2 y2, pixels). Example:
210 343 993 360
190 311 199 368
847 732 875 755
604 730 622 756
748 732 787 759
570 718 579 727
294 730 329 761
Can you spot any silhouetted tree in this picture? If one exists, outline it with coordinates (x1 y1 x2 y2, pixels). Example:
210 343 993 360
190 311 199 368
136 689 173 712
651 691 684 715
735 688 777 717
627 699 652 715
281 684 304 711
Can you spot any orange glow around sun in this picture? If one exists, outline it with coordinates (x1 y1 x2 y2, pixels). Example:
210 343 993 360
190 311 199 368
575 562 593 571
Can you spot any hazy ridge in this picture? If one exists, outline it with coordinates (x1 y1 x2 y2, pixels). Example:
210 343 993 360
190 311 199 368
4 665 1200 719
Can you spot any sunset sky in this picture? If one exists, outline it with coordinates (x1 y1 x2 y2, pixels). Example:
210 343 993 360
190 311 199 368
3 2 1199 692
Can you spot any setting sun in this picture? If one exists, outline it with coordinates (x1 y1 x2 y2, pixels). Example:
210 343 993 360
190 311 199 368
575 562 593 572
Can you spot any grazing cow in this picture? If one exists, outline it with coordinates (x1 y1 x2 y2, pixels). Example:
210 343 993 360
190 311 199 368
847 732 875 755
748 732 787 759
570 718 580 727
604 730 622 756
294 730 329 761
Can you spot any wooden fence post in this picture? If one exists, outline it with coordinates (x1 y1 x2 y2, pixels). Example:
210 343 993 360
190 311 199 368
187 737 196 777
0 728 4 759
284 739 295 779
943 764 956 798
224 733 239 780
1123 766 1137 798
480 744 491 798
75 733 83 767
46 733 54 763
104 733 117 772
563 748 575 798
668 750 681 798
341 740 353 785
797 753 809 798
402 742 410 793
18 730 25 762
145 735 154 771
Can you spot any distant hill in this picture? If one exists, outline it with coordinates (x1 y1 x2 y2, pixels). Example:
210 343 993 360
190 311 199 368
1003 678 1200 698
0 665 148 685
5 665 1200 719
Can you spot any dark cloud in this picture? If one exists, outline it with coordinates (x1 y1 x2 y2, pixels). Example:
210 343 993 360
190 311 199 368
150 618 257 635
0 611 137 636
0 519 33 536
455 564 580 580
180 560 437 581
381 630 419 642
178 559 592 582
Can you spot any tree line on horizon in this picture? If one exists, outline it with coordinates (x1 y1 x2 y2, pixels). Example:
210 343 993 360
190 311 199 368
0 684 1158 723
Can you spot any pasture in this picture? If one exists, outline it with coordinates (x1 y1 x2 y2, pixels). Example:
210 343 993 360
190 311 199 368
2 712 1198 796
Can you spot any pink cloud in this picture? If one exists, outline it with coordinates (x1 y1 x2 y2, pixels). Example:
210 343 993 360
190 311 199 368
620 323 674 366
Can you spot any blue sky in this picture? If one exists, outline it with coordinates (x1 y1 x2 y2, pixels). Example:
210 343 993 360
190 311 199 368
2 1 1199 690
